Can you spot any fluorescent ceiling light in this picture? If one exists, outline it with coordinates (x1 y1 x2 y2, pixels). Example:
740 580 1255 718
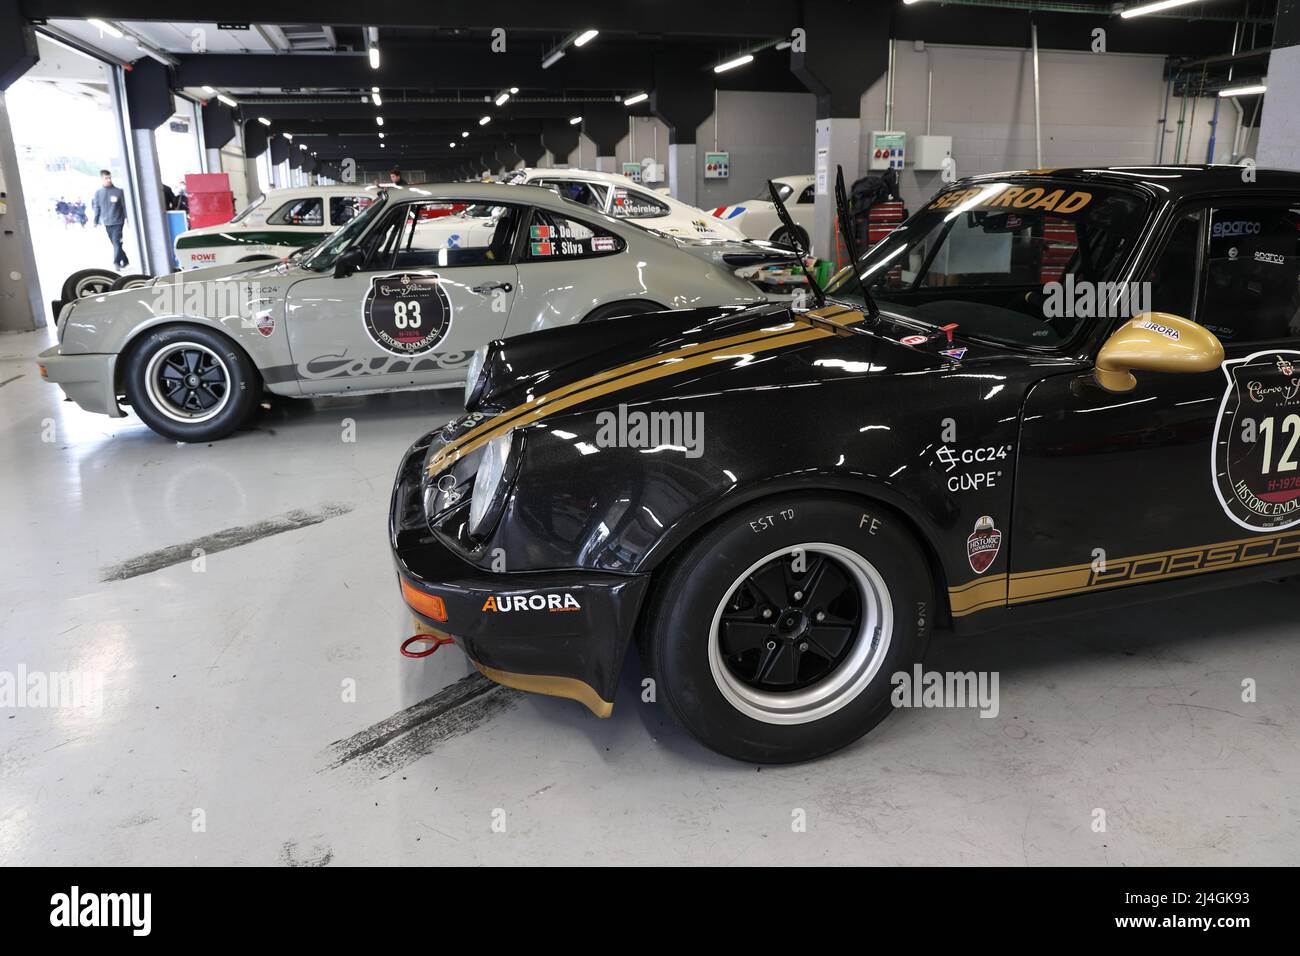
283 133 292 140
495 92 510 106
623 91 648 106
449 142 456 148
87 18 123 39
299 144 307 151
376 116 384 126
380 143 386 148
368 43 380 69
509 87 519 94
714 54 754 73
574 29 599 47
479 115 491 125
257 116 271 126
216 93 237 108
775 41 791 50
371 92 382 106
1219 83 1267 97
569 116 582 125
1120 0 1198 18
461 131 469 138
378 132 385 139
542 48 566 69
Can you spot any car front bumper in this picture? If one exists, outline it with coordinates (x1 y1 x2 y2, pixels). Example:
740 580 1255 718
389 434 650 717
37 346 123 417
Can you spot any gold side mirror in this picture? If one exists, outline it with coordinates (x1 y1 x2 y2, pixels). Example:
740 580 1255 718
1094 312 1224 393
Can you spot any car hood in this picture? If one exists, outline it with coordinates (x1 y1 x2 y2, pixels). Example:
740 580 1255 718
471 302 958 415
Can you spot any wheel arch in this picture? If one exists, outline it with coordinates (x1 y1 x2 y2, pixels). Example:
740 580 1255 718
635 479 953 628
580 298 670 323
114 318 264 396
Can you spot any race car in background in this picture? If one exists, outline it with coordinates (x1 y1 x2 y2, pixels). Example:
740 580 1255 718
38 182 789 442
501 167 748 241
173 184 386 270
712 174 816 251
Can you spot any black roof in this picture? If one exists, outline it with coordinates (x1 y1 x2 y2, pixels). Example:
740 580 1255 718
961 164 1300 198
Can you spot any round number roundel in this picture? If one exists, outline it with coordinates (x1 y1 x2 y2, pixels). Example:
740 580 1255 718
363 274 452 356
1212 350 1300 531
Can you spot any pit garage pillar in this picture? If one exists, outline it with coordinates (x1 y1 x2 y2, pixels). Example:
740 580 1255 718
651 54 714 205
792 0 892 259
583 103 626 174
200 98 234 176
542 119 580 167
514 130 545 168
241 117 268 193
0 2 42 331
1257 1 1300 170
124 58 176 276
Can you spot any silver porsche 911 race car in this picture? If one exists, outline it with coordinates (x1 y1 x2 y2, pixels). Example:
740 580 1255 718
38 182 785 442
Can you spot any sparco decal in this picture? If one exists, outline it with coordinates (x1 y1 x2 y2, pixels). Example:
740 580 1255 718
297 350 473 380
967 515 1003 574
1212 350 1300 531
482 593 582 613
363 273 452 356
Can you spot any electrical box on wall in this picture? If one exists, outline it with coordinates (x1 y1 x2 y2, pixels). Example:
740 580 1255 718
914 135 953 171
869 131 906 171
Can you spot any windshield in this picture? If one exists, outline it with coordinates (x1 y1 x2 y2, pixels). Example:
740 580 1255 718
300 192 389 272
230 194 266 224
824 180 1149 349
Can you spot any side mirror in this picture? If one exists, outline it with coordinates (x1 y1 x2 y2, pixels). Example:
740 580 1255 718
333 247 365 279
1094 312 1224 393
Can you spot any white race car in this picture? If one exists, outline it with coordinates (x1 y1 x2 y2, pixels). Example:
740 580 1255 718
711 174 816 251
174 184 384 270
501 167 747 241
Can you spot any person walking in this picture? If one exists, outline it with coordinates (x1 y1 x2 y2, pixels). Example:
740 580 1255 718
92 169 129 269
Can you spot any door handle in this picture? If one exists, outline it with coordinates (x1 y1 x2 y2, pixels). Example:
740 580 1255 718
471 282 513 294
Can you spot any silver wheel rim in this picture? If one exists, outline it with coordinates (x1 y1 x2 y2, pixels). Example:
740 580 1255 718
74 274 115 297
707 542 893 726
143 341 232 424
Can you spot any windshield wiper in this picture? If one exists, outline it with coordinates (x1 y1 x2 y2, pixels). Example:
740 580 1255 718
766 178 825 309
833 166 879 320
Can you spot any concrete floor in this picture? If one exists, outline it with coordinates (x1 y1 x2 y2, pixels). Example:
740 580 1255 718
2 326 1298 866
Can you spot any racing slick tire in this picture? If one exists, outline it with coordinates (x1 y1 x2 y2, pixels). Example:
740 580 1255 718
581 300 666 323
109 274 153 292
61 268 119 301
123 324 262 442
642 495 934 764
769 225 809 251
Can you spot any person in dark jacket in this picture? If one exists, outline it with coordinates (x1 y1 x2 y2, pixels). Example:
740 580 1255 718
92 169 129 269
388 168 406 187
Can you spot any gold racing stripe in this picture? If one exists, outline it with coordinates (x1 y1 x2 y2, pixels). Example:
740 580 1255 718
428 317 842 475
948 526 1300 616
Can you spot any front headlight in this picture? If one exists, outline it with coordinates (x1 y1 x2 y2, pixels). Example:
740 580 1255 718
468 429 514 536
463 344 489 409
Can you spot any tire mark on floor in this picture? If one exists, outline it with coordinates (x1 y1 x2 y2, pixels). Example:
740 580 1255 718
0 375 23 389
99 503 353 581
319 673 520 778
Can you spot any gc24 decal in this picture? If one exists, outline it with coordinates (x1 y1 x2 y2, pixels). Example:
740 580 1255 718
1212 350 1300 531
363 273 452 356
934 443 1011 493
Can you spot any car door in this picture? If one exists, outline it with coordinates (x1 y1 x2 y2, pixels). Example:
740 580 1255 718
284 198 522 393
508 206 628 335
1011 194 1300 608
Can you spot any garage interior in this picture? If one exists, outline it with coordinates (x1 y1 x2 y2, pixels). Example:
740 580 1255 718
1 0 1299 867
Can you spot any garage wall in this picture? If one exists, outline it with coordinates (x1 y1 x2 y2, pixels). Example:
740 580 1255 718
861 43 1256 214
544 91 816 208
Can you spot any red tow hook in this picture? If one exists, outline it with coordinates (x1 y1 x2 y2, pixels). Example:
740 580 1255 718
401 634 456 658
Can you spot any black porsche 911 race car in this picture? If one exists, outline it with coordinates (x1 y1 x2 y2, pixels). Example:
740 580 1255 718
391 164 1300 763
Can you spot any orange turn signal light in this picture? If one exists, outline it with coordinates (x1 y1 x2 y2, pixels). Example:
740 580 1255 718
400 577 447 622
